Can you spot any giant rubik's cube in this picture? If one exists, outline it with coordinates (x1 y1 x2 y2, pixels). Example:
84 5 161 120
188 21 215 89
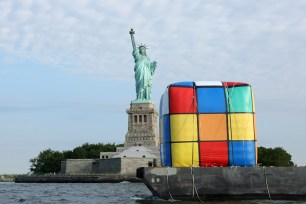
159 81 257 167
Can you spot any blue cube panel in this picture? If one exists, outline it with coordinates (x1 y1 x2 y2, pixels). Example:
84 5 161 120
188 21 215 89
229 141 256 166
161 114 170 143
197 87 226 113
161 143 172 167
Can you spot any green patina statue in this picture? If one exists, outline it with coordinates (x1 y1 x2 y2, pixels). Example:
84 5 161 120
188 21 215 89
129 28 157 103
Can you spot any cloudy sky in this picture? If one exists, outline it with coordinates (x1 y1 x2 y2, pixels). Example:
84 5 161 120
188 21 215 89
1 0 306 173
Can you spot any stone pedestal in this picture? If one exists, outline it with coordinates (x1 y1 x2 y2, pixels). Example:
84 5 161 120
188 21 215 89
125 102 159 147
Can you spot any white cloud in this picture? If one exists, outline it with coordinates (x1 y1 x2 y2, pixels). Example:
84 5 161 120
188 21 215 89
0 0 306 102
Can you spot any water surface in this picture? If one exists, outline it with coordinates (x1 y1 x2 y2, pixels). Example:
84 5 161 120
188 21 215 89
0 182 305 203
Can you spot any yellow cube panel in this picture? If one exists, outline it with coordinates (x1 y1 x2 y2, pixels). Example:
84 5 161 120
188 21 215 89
170 114 198 142
228 113 255 140
198 114 227 141
171 142 199 167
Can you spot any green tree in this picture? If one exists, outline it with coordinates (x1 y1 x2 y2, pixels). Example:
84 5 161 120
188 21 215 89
116 143 124 147
79 143 117 158
258 146 294 167
72 147 87 159
30 149 65 174
63 150 74 159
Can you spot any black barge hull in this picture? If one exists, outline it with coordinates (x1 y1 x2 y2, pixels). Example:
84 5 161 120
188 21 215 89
136 167 306 201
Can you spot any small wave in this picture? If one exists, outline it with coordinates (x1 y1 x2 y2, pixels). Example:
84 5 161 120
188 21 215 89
58 198 68 201
130 194 161 201
130 196 143 200
18 199 26 203
120 181 131 184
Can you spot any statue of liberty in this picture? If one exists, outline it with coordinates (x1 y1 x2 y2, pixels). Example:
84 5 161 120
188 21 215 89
129 28 157 103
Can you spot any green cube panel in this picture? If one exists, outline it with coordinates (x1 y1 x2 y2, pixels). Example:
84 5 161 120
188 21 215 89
226 86 253 113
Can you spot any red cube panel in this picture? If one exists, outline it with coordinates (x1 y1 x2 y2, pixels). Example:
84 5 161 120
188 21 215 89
169 87 197 114
222 82 249 87
200 142 228 167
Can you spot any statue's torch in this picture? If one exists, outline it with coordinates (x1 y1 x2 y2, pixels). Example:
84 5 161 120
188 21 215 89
130 28 136 51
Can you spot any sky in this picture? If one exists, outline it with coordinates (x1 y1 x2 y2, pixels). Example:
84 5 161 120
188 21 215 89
1 0 306 174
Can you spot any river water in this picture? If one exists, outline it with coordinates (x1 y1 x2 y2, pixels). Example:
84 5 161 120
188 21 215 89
0 182 305 204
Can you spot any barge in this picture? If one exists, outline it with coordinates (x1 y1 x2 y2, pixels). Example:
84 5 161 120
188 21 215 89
137 166 306 201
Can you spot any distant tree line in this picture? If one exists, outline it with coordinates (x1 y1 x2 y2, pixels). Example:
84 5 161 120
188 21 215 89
30 143 123 174
29 144 295 174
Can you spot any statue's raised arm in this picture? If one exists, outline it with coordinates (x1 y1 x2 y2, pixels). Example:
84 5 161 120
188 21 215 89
129 28 136 51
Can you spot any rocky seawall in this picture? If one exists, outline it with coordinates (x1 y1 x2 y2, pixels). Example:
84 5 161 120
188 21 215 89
15 174 141 183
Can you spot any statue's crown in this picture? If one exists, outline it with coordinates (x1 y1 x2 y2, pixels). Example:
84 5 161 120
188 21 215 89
138 43 148 49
